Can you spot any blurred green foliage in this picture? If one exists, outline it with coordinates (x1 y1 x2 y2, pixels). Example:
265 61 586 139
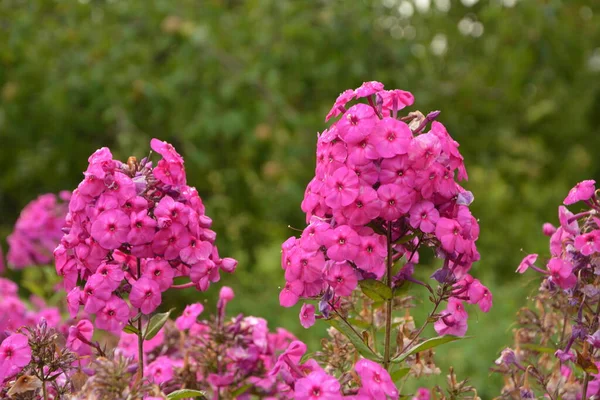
1 0 600 396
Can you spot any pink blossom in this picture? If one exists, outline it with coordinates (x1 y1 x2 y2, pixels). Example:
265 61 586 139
516 254 538 274
127 210 157 245
83 274 112 314
179 237 212 265
355 81 384 98
558 206 579 235
564 179 596 205
175 303 204 330
130 277 162 314
322 225 361 261
151 138 184 163
96 295 130 333
378 89 415 114
66 320 94 352
90 209 130 250
96 262 125 291
0 334 31 382
409 201 440 233
154 195 189 226
294 370 342 400
377 184 415 221
147 356 175 384
285 249 325 283
300 303 316 329
542 222 557 236
154 159 186 186
412 388 431 400
325 89 356 121
279 280 304 308
435 218 467 254
354 234 386 278
324 166 360 209
372 117 412 158
326 261 358 296
434 298 468 336
547 258 577 289
106 172 136 205
574 230 600 256
408 132 441 170
152 223 190 260
355 358 399 400
143 259 175 291
379 155 415 187
336 104 377 144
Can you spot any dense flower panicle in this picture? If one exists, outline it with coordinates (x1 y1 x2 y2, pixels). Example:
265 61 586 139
7 192 70 269
54 139 237 328
279 82 490 336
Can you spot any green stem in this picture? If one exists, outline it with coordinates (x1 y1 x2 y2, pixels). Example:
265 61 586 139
383 221 393 370
42 380 48 400
136 258 144 382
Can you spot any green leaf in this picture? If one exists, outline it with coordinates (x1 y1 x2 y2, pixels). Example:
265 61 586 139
230 384 252 397
519 343 556 354
393 281 412 297
166 389 207 399
394 233 416 244
359 279 392 301
393 335 471 362
390 367 411 383
347 318 372 329
123 324 140 335
326 318 381 362
144 308 174 340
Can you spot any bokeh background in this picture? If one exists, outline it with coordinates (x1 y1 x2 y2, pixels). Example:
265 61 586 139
1 0 599 396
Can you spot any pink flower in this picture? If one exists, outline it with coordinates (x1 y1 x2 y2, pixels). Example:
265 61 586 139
179 237 212 265
409 201 440 233
434 298 468 336
322 225 361 261
354 234 386 278
547 258 577 289
143 259 175 291
377 184 415 221
285 249 325 283
96 295 130 333
0 334 31 382
147 356 175 384
467 280 493 312
152 223 190 260
127 210 157 245
542 222 557 236
130 277 162 314
379 155 415 187
435 218 467 254
412 388 431 400
342 187 381 226
372 117 412 158
154 195 189 226
324 167 360 209
83 274 112 314
355 358 399 400
378 89 415 113
294 370 341 400
175 303 204 330
96 262 125 291
516 254 538 274
279 280 304 308
355 81 384 98
558 206 579 235
336 104 377 144
300 303 316 329
408 132 441 170
66 320 94 352
564 180 596 205
154 159 186 186
90 209 130 250
151 138 184 163
326 261 358 296
574 230 600 256
325 89 356 121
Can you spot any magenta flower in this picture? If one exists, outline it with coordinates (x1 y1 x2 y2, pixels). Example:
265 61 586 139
294 370 341 400
408 132 441 170
412 388 431 400
326 261 358 296
377 184 415 221
128 210 157 245
130 277 162 314
342 186 381 226
564 179 596 205
279 280 304 308
435 218 466 254
324 166 360 209
336 104 378 144
96 295 130 333
378 89 415 114
574 230 600 256
325 89 356 121
547 258 577 289
379 155 415 187
0 333 31 382
542 222 557 236
354 234 387 278
147 356 175 384
175 303 204 330
180 237 212 265
322 225 361 261
152 223 190 260
96 262 125 291
516 254 538 274
83 274 112 314
434 298 468 337
355 81 385 98
66 319 94 352
285 250 325 283
372 117 412 158
143 259 175 291
299 303 316 329
90 209 130 250
409 201 440 233
355 358 399 400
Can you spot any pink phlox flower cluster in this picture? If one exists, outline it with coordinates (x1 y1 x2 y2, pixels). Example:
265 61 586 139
271 340 398 399
281 82 490 334
55 139 237 331
115 288 297 397
7 192 70 269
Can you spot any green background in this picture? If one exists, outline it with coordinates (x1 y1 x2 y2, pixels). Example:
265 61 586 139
1 0 599 396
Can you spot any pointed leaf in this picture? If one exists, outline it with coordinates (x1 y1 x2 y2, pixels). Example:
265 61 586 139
359 279 392 301
393 335 471 362
326 318 381 362
230 384 252 397
390 367 411 384
123 324 140 335
166 389 207 399
144 308 174 340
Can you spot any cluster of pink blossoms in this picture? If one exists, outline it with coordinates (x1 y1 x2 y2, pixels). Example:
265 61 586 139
279 81 491 336
6 192 70 269
54 139 237 332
